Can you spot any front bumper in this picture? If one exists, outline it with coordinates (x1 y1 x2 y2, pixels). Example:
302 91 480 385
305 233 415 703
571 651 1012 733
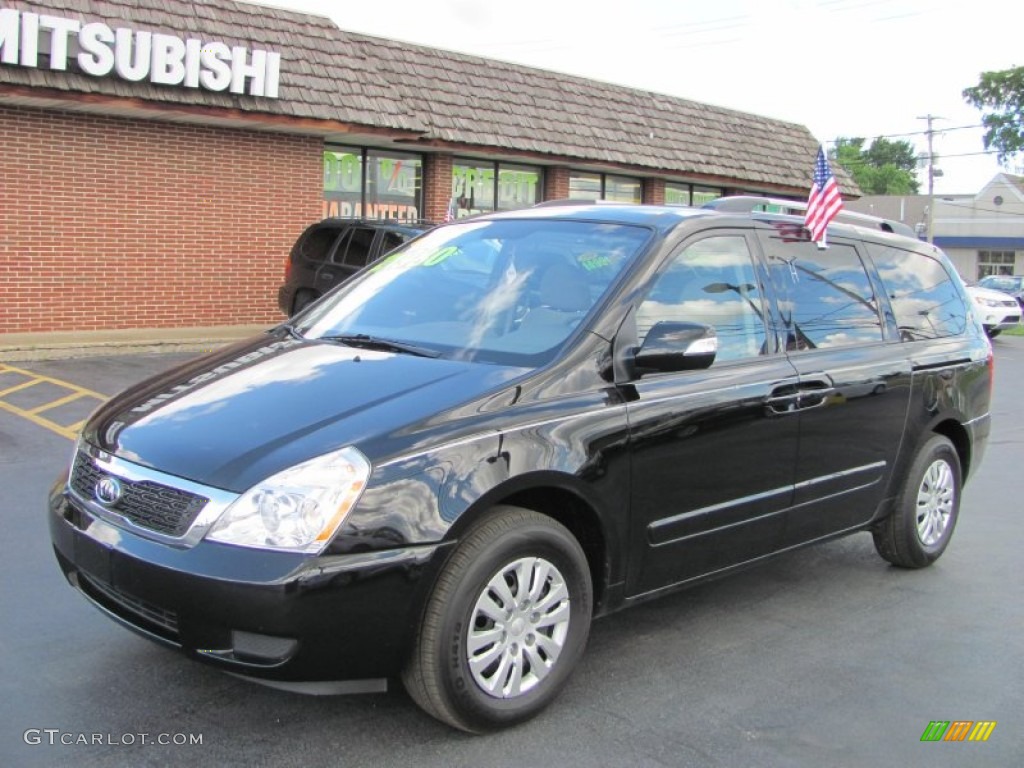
49 481 446 685
977 308 1021 332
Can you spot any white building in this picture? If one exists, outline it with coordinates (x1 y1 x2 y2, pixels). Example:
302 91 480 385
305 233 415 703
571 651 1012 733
846 173 1024 281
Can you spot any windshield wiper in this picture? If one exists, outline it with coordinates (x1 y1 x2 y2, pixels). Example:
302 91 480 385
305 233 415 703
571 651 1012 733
319 333 441 358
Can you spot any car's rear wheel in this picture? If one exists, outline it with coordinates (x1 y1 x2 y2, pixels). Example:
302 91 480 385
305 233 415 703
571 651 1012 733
872 434 961 568
403 506 592 732
291 289 318 315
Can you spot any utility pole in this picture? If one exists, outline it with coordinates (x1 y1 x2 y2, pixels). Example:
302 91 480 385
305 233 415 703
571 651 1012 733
917 114 943 243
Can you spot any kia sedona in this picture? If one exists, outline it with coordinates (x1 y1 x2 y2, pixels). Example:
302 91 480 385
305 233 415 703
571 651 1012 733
50 198 992 732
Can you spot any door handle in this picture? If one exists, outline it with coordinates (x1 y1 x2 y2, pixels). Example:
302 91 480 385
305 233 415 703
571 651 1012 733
766 383 801 414
794 376 835 409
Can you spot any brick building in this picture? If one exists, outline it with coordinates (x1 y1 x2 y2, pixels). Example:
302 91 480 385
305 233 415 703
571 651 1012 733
0 0 850 336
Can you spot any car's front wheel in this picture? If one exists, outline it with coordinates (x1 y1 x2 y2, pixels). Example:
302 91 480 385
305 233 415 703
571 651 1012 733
403 506 592 732
872 434 961 568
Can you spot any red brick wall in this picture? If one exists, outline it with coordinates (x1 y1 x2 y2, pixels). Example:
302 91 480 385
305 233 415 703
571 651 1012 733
544 166 570 200
0 105 322 333
422 153 454 223
643 178 665 205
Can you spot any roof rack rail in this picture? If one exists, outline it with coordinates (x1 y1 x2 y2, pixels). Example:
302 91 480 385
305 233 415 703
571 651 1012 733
533 198 624 207
702 195 917 239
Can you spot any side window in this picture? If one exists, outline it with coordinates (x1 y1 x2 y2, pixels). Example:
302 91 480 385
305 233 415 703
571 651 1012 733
764 231 883 350
300 226 344 263
379 231 407 255
637 235 767 363
866 243 968 340
335 227 376 268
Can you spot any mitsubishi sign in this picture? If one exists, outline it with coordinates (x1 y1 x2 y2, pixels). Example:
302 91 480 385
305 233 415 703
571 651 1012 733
0 8 281 98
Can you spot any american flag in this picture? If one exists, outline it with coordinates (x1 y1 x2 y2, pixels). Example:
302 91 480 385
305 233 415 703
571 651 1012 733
804 145 843 246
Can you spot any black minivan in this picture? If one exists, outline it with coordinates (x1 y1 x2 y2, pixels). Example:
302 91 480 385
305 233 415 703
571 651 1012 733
50 200 992 732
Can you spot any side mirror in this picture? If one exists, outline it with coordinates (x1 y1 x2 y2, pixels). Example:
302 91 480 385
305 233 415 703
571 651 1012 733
635 321 718 374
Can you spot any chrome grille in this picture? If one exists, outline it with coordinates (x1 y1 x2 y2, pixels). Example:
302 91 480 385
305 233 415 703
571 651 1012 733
71 451 208 537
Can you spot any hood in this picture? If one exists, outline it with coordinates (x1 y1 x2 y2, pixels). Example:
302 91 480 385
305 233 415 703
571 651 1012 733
84 332 524 491
966 285 1019 304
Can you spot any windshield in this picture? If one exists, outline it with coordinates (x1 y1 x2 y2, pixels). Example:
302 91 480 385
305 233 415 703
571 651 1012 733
980 275 1022 292
295 218 651 366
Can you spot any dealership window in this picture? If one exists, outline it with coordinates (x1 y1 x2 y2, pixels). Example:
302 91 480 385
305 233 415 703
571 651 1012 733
665 183 691 206
568 172 602 200
664 183 726 208
451 161 542 218
323 146 423 222
691 185 724 206
568 172 641 202
978 250 1017 279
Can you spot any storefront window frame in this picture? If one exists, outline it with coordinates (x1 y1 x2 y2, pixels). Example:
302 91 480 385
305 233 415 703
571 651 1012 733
569 171 642 203
323 144 424 223
452 159 544 217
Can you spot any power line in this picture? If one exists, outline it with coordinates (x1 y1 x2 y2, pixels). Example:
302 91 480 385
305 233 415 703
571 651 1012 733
825 124 983 143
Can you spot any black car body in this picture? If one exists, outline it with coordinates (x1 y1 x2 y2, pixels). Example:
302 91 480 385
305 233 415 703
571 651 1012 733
51 200 993 732
277 218 429 315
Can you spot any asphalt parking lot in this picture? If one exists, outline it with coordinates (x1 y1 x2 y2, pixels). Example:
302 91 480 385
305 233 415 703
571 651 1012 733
2 338 1022 768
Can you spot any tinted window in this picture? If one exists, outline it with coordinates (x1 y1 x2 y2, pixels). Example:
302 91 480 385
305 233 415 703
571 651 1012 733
867 244 968 340
380 231 407 254
637 235 767 363
299 227 343 263
338 227 376 268
763 231 883 350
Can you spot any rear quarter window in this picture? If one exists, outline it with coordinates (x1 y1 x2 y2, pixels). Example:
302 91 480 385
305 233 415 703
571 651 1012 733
297 226 343 263
865 243 968 340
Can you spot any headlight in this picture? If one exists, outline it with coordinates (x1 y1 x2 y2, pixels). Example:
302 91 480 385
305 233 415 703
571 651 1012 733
973 296 1001 308
206 446 370 553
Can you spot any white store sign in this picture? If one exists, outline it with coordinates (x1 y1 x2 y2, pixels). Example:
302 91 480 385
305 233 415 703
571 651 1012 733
0 8 281 98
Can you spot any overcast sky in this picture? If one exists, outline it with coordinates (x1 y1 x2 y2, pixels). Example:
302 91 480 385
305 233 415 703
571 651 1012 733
249 0 1023 196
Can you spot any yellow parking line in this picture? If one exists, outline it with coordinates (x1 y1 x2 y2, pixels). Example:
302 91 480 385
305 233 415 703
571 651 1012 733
0 400 82 441
28 390 87 415
0 363 109 441
0 363 107 400
0 378 42 398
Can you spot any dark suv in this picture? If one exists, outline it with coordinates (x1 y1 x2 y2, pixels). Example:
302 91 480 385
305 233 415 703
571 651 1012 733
50 198 992 733
278 218 429 315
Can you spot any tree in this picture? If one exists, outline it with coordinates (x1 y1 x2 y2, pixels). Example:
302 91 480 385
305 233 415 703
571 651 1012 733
831 137 920 195
963 66 1024 162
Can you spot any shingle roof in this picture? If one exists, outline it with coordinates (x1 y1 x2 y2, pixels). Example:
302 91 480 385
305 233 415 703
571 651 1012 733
0 0 854 193
0 0 425 131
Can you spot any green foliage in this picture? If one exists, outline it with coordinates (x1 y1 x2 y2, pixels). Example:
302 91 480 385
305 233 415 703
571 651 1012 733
963 67 1024 162
831 137 920 195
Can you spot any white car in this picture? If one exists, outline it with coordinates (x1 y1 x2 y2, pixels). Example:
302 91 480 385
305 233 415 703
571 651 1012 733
966 284 1022 338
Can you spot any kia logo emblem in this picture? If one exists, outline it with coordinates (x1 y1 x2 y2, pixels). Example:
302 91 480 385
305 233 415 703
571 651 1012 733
94 476 123 506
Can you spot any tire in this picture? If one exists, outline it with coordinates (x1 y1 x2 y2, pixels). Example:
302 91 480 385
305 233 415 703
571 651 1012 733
291 290 318 315
872 435 961 568
985 328 1001 338
403 506 592 732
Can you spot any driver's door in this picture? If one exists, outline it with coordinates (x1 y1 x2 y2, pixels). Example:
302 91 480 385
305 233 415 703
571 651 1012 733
625 231 801 597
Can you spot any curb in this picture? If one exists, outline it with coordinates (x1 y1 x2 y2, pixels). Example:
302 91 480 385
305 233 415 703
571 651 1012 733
0 325 271 362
